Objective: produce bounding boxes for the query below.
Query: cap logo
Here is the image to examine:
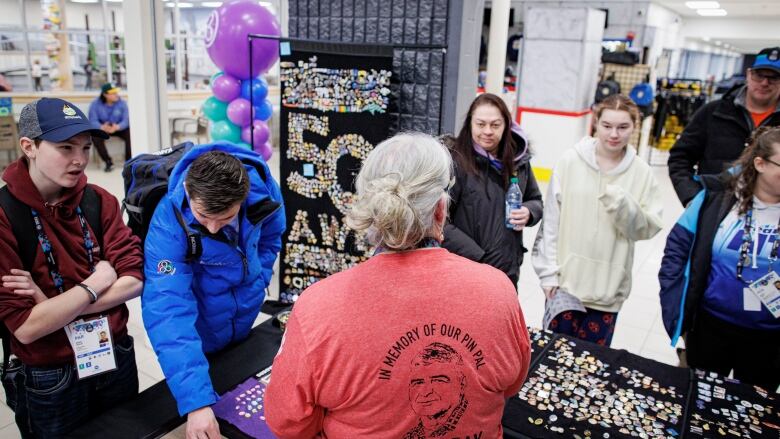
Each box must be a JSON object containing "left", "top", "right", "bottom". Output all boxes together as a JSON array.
[
  {"left": 770, "top": 50, "right": 779, "bottom": 62},
  {"left": 62, "top": 104, "right": 82, "bottom": 120}
]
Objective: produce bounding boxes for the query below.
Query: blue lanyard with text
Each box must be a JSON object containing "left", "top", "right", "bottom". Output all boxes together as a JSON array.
[
  {"left": 30, "top": 207, "right": 96, "bottom": 294},
  {"left": 736, "top": 207, "right": 780, "bottom": 284}
]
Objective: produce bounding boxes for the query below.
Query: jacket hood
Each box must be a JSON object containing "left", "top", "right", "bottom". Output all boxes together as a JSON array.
[
  {"left": 573, "top": 136, "right": 636, "bottom": 175},
  {"left": 168, "top": 142, "right": 273, "bottom": 212},
  {"left": 2, "top": 158, "right": 88, "bottom": 213},
  {"left": 510, "top": 121, "right": 529, "bottom": 162},
  {"left": 723, "top": 84, "right": 745, "bottom": 103}
]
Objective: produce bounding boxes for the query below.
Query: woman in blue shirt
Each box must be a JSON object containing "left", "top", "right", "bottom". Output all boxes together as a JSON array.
[{"left": 660, "top": 126, "right": 780, "bottom": 391}]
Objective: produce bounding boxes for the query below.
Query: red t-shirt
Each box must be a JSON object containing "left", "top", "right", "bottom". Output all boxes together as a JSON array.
[
  {"left": 265, "top": 248, "right": 531, "bottom": 439},
  {"left": 751, "top": 108, "right": 774, "bottom": 129}
]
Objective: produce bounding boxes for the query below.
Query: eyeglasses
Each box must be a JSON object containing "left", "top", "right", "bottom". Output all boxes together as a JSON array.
[
  {"left": 763, "top": 157, "right": 780, "bottom": 167},
  {"left": 750, "top": 69, "right": 780, "bottom": 85}
]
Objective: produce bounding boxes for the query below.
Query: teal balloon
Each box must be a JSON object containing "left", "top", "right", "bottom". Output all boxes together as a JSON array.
[
  {"left": 236, "top": 142, "right": 252, "bottom": 150},
  {"left": 202, "top": 96, "right": 228, "bottom": 122},
  {"left": 210, "top": 120, "right": 241, "bottom": 143},
  {"left": 209, "top": 71, "right": 224, "bottom": 84}
]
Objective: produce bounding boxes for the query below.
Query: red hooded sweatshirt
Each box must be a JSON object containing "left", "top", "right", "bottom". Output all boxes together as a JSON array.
[{"left": 0, "top": 159, "right": 143, "bottom": 366}]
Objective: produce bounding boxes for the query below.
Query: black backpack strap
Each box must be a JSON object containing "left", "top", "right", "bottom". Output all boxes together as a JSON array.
[
  {"left": 0, "top": 187, "right": 35, "bottom": 378},
  {"left": 0, "top": 186, "right": 37, "bottom": 272},
  {"left": 0, "top": 325, "right": 8, "bottom": 380},
  {"left": 173, "top": 204, "right": 202, "bottom": 261},
  {"left": 80, "top": 185, "right": 103, "bottom": 251}
]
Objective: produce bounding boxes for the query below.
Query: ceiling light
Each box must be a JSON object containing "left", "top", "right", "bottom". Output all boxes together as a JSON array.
[
  {"left": 685, "top": 1, "right": 719, "bottom": 8},
  {"left": 714, "top": 40, "right": 722, "bottom": 46},
  {"left": 201, "top": 1, "right": 222, "bottom": 6},
  {"left": 697, "top": 8, "right": 727, "bottom": 16},
  {"left": 702, "top": 36, "right": 710, "bottom": 42},
  {"left": 70, "top": 0, "right": 99, "bottom": 3},
  {"left": 105, "top": 0, "right": 122, "bottom": 2},
  {"left": 165, "top": 1, "right": 193, "bottom": 7}
]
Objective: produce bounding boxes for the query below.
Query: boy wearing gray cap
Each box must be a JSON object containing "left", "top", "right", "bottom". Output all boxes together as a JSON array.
[{"left": 0, "top": 98, "right": 143, "bottom": 437}]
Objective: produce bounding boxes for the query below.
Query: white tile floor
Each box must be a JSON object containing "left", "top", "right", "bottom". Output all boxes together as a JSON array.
[{"left": 0, "top": 152, "right": 685, "bottom": 437}]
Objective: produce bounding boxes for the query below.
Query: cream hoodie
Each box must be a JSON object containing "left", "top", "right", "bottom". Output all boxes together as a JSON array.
[{"left": 532, "top": 136, "right": 663, "bottom": 312}]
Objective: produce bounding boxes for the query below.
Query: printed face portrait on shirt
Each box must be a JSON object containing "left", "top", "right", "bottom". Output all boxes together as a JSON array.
[{"left": 407, "top": 342, "right": 467, "bottom": 434}]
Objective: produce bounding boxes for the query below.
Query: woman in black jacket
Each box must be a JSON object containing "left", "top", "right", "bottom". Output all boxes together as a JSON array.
[{"left": 442, "top": 93, "right": 543, "bottom": 286}]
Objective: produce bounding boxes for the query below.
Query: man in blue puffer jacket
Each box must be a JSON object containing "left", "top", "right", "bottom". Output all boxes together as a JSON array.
[{"left": 141, "top": 143, "right": 285, "bottom": 439}]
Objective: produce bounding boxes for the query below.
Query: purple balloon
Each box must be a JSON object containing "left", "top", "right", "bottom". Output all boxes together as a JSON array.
[
  {"left": 227, "top": 98, "right": 252, "bottom": 127},
  {"left": 254, "top": 141, "right": 273, "bottom": 161},
  {"left": 211, "top": 74, "right": 241, "bottom": 102},
  {"left": 241, "top": 120, "right": 270, "bottom": 145},
  {"left": 205, "top": 1, "right": 280, "bottom": 80}
]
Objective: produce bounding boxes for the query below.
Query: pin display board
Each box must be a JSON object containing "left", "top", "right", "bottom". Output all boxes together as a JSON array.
[
  {"left": 504, "top": 329, "right": 779, "bottom": 439},
  {"left": 279, "top": 41, "right": 393, "bottom": 296}
]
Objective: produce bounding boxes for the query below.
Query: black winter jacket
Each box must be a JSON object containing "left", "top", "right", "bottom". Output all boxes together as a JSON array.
[
  {"left": 443, "top": 143, "right": 543, "bottom": 285},
  {"left": 668, "top": 85, "right": 780, "bottom": 205}
]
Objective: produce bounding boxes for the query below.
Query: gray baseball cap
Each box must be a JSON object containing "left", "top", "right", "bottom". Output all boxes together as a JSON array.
[{"left": 19, "top": 98, "right": 109, "bottom": 142}]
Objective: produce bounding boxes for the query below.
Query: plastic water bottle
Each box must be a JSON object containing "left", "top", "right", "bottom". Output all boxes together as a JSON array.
[{"left": 505, "top": 177, "right": 522, "bottom": 229}]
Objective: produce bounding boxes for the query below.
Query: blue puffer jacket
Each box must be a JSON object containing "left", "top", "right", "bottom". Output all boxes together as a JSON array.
[
  {"left": 659, "top": 174, "right": 731, "bottom": 347},
  {"left": 141, "top": 143, "right": 285, "bottom": 416}
]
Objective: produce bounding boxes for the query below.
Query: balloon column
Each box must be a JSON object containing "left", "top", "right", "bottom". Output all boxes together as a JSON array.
[{"left": 202, "top": 0, "right": 280, "bottom": 160}]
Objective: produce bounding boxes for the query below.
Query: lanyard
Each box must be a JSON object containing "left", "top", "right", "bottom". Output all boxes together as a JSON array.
[
  {"left": 374, "top": 237, "right": 441, "bottom": 256},
  {"left": 31, "top": 207, "right": 96, "bottom": 294},
  {"left": 736, "top": 206, "right": 780, "bottom": 284}
]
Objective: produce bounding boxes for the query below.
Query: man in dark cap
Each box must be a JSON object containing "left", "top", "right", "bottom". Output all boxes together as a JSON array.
[{"left": 669, "top": 47, "right": 780, "bottom": 205}]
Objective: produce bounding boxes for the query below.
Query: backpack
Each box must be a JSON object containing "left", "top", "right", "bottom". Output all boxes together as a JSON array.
[
  {"left": 0, "top": 185, "right": 103, "bottom": 378},
  {"left": 595, "top": 73, "right": 621, "bottom": 103},
  {"left": 122, "top": 142, "right": 274, "bottom": 261},
  {"left": 122, "top": 141, "right": 202, "bottom": 260}
]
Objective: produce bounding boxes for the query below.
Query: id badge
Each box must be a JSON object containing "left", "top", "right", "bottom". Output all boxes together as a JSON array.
[
  {"left": 748, "top": 271, "right": 780, "bottom": 318},
  {"left": 64, "top": 316, "right": 117, "bottom": 379}
]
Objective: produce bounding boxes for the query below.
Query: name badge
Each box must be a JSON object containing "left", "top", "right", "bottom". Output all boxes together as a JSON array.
[
  {"left": 64, "top": 316, "right": 117, "bottom": 380},
  {"left": 748, "top": 271, "right": 780, "bottom": 318}
]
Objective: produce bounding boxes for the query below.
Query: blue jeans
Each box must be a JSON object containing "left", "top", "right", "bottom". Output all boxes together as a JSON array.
[{"left": 10, "top": 335, "right": 139, "bottom": 438}]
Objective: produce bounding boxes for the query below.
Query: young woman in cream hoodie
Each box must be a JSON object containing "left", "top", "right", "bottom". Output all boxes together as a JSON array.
[{"left": 533, "top": 95, "right": 663, "bottom": 346}]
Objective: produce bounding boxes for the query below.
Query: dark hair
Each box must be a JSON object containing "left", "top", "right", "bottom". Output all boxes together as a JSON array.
[
  {"left": 452, "top": 93, "right": 517, "bottom": 188},
  {"left": 414, "top": 342, "right": 464, "bottom": 366},
  {"left": 731, "top": 126, "right": 780, "bottom": 214},
  {"left": 99, "top": 92, "right": 107, "bottom": 103},
  {"left": 185, "top": 151, "right": 250, "bottom": 214},
  {"left": 593, "top": 94, "right": 641, "bottom": 128}
]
